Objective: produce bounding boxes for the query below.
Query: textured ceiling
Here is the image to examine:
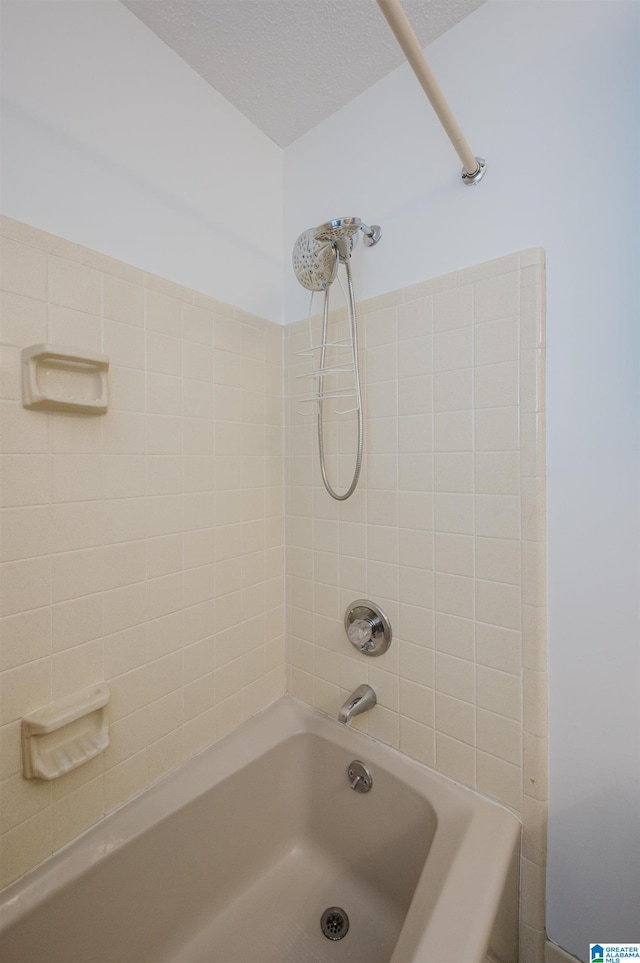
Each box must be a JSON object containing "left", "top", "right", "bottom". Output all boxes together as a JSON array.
[{"left": 121, "top": 0, "right": 486, "bottom": 146}]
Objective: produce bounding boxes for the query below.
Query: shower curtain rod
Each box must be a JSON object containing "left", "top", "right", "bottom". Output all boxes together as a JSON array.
[{"left": 376, "top": 0, "right": 486, "bottom": 185}]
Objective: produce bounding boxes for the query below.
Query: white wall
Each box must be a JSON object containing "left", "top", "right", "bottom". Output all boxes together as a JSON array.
[
  {"left": 285, "top": 2, "right": 640, "bottom": 958},
  {"left": 0, "top": 0, "right": 283, "bottom": 322}
]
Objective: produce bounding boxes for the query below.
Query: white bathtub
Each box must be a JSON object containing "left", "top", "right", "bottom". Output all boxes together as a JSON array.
[{"left": 0, "top": 697, "right": 520, "bottom": 963}]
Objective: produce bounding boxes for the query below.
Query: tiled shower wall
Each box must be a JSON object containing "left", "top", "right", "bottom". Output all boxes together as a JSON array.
[
  {"left": 285, "top": 250, "right": 547, "bottom": 962},
  {"left": 0, "top": 216, "right": 285, "bottom": 888}
]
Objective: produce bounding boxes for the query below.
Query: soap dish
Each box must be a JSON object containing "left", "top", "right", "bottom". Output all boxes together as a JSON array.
[
  {"left": 22, "top": 343, "right": 109, "bottom": 413},
  {"left": 22, "top": 685, "right": 110, "bottom": 780}
]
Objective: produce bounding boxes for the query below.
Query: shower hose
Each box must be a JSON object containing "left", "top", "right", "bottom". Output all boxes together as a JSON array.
[{"left": 317, "top": 259, "right": 363, "bottom": 501}]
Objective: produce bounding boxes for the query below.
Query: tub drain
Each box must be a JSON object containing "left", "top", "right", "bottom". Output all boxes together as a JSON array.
[{"left": 320, "top": 907, "right": 350, "bottom": 941}]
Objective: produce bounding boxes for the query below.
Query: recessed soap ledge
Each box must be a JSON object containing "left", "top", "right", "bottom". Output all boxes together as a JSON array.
[
  {"left": 21, "top": 685, "right": 110, "bottom": 780},
  {"left": 21, "top": 343, "right": 109, "bottom": 413}
]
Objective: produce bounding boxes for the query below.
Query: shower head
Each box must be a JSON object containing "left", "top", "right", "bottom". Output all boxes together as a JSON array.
[
  {"left": 292, "top": 216, "right": 382, "bottom": 291},
  {"left": 292, "top": 228, "right": 338, "bottom": 292},
  {"left": 314, "top": 217, "right": 363, "bottom": 244}
]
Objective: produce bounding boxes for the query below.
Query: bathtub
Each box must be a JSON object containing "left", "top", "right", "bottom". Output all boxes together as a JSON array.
[{"left": 0, "top": 697, "right": 519, "bottom": 963}]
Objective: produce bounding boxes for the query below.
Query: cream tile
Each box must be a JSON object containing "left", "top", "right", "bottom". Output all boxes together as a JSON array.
[
  {"left": 0, "top": 238, "right": 48, "bottom": 300},
  {"left": 398, "top": 566, "right": 433, "bottom": 607},
  {"left": 0, "top": 555, "right": 51, "bottom": 616},
  {"left": 476, "top": 751, "right": 522, "bottom": 810},
  {"left": 434, "top": 453, "right": 473, "bottom": 493},
  {"left": 475, "top": 495, "right": 520, "bottom": 540},
  {"left": 398, "top": 528, "right": 433, "bottom": 569},
  {"left": 51, "top": 638, "right": 103, "bottom": 699},
  {"left": 0, "top": 505, "right": 51, "bottom": 561},
  {"left": 104, "top": 455, "right": 145, "bottom": 500},
  {"left": 474, "top": 318, "right": 518, "bottom": 366},
  {"left": 474, "top": 272, "right": 519, "bottom": 323},
  {"left": 147, "top": 729, "right": 183, "bottom": 785},
  {"left": 435, "top": 533, "right": 473, "bottom": 577},
  {"left": 434, "top": 326, "right": 472, "bottom": 372},
  {"left": 52, "top": 776, "right": 104, "bottom": 851},
  {"left": 433, "top": 368, "right": 473, "bottom": 412},
  {"left": 398, "top": 492, "right": 433, "bottom": 531},
  {"left": 434, "top": 612, "right": 474, "bottom": 660},
  {"left": 474, "top": 406, "right": 519, "bottom": 451},
  {"left": 182, "top": 304, "right": 214, "bottom": 345},
  {"left": 398, "top": 375, "right": 432, "bottom": 415},
  {"left": 104, "top": 751, "right": 148, "bottom": 812},
  {"left": 81, "top": 248, "right": 141, "bottom": 284},
  {"left": 51, "top": 410, "right": 103, "bottom": 454},
  {"left": 399, "top": 641, "right": 434, "bottom": 686},
  {"left": 522, "top": 540, "right": 547, "bottom": 608},
  {"left": 433, "top": 285, "right": 473, "bottom": 332},
  {"left": 144, "top": 289, "right": 182, "bottom": 336},
  {"left": 477, "top": 708, "right": 521, "bottom": 765},
  {"left": 475, "top": 538, "right": 521, "bottom": 585},
  {"left": 52, "top": 454, "right": 102, "bottom": 503},
  {"left": 0, "top": 770, "right": 52, "bottom": 832},
  {"left": 0, "top": 809, "right": 52, "bottom": 890},
  {"left": 523, "top": 732, "right": 548, "bottom": 802},
  {"left": 477, "top": 665, "right": 521, "bottom": 720},
  {"left": 52, "top": 594, "right": 103, "bottom": 652},
  {"left": 52, "top": 546, "right": 103, "bottom": 602},
  {"left": 434, "top": 410, "right": 472, "bottom": 452},
  {"left": 0, "top": 291, "right": 48, "bottom": 347},
  {"left": 435, "top": 732, "right": 475, "bottom": 786},
  {"left": 476, "top": 623, "right": 521, "bottom": 675},
  {"left": 399, "top": 716, "right": 434, "bottom": 767},
  {"left": 436, "top": 692, "right": 475, "bottom": 744},
  {"left": 434, "top": 493, "right": 473, "bottom": 534},
  {"left": 48, "top": 304, "right": 102, "bottom": 353},
  {"left": 474, "top": 361, "right": 519, "bottom": 408},
  {"left": 0, "top": 657, "right": 51, "bottom": 725},
  {"left": 103, "top": 320, "right": 145, "bottom": 369},
  {"left": 0, "top": 607, "right": 51, "bottom": 670},
  {"left": 0, "top": 454, "right": 51, "bottom": 507},
  {"left": 475, "top": 452, "right": 520, "bottom": 495},
  {"left": 434, "top": 572, "right": 474, "bottom": 619},
  {"left": 0, "top": 401, "right": 49, "bottom": 453},
  {"left": 398, "top": 336, "right": 431, "bottom": 378},
  {"left": 103, "top": 540, "right": 146, "bottom": 591},
  {"left": 400, "top": 679, "right": 434, "bottom": 726},
  {"left": 397, "top": 413, "right": 431, "bottom": 452},
  {"left": 397, "top": 297, "right": 432, "bottom": 340},
  {"left": 146, "top": 372, "right": 182, "bottom": 415},
  {"left": 104, "top": 624, "right": 147, "bottom": 680},
  {"left": 103, "top": 274, "right": 144, "bottom": 326},
  {"left": 49, "top": 256, "right": 101, "bottom": 315},
  {"left": 435, "top": 652, "right": 474, "bottom": 702},
  {"left": 0, "top": 345, "right": 22, "bottom": 401}
]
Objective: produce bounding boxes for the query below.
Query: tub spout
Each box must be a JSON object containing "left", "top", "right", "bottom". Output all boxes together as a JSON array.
[{"left": 338, "top": 684, "right": 376, "bottom": 725}]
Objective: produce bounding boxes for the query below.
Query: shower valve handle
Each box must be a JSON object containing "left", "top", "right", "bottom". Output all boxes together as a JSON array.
[
  {"left": 344, "top": 600, "right": 392, "bottom": 657},
  {"left": 347, "top": 618, "right": 374, "bottom": 651}
]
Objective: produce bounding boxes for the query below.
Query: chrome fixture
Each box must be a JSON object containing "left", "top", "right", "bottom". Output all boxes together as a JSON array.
[
  {"left": 338, "top": 684, "right": 377, "bottom": 725},
  {"left": 292, "top": 217, "right": 381, "bottom": 501},
  {"left": 344, "top": 599, "right": 392, "bottom": 657},
  {"left": 347, "top": 759, "right": 373, "bottom": 793}
]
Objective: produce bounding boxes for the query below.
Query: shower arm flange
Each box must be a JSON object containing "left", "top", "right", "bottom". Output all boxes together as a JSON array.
[
  {"left": 461, "top": 158, "right": 487, "bottom": 186},
  {"left": 361, "top": 223, "right": 383, "bottom": 246}
]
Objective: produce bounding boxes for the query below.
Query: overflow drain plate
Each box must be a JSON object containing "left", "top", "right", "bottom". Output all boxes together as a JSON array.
[{"left": 320, "top": 906, "right": 350, "bottom": 941}]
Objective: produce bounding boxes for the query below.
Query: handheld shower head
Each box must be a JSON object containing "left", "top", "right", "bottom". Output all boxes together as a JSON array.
[
  {"left": 314, "top": 217, "right": 363, "bottom": 243},
  {"left": 292, "top": 228, "right": 338, "bottom": 292},
  {"left": 292, "top": 216, "right": 382, "bottom": 292}
]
